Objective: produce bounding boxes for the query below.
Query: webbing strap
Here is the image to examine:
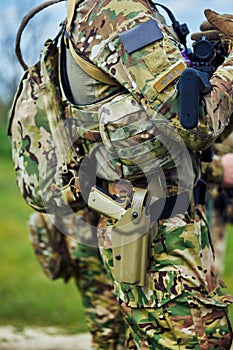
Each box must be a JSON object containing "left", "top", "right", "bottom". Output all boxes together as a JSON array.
[
  {"left": 66, "top": 0, "right": 119, "bottom": 85},
  {"left": 150, "top": 190, "right": 191, "bottom": 222},
  {"left": 67, "top": 37, "right": 119, "bottom": 85},
  {"left": 66, "top": 0, "right": 77, "bottom": 35}
]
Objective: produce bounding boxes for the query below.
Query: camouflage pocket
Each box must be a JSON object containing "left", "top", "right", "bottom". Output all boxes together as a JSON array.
[
  {"left": 98, "top": 93, "right": 184, "bottom": 179},
  {"left": 28, "top": 212, "right": 73, "bottom": 281},
  {"left": 93, "top": 20, "right": 187, "bottom": 107},
  {"left": 122, "top": 287, "right": 232, "bottom": 348},
  {"left": 162, "top": 294, "right": 232, "bottom": 348},
  {"left": 187, "top": 294, "right": 233, "bottom": 349},
  {"left": 117, "top": 270, "right": 183, "bottom": 308}
]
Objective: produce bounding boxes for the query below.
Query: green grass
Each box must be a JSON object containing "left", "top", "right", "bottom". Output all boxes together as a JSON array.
[
  {"left": 222, "top": 223, "right": 233, "bottom": 322},
  {"left": 1, "top": 121, "right": 233, "bottom": 332}
]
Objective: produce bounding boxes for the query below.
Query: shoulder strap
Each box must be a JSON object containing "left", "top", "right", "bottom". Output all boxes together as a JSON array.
[
  {"left": 66, "top": 0, "right": 118, "bottom": 86},
  {"left": 66, "top": 0, "right": 77, "bottom": 35},
  {"left": 15, "top": 0, "right": 66, "bottom": 70},
  {"left": 67, "top": 36, "right": 119, "bottom": 86}
]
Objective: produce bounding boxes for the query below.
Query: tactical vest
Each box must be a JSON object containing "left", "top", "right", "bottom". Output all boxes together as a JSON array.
[
  {"left": 67, "top": 0, "right": 223, "bottom": 150},
  {"left": 9, "top": 0, "right": 216, "bottom": 214}
]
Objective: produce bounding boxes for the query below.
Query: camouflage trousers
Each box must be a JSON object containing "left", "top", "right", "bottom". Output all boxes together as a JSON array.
[
  {"left": 28, "top": 205, "right": 233, "bottom": 349},
  {"left": 97, "top": 184, "right": 233, "bottom": 349},
  {"left": 28, "top": 211, "right": 127, "bottom": 350},
  {"left": 70, "top": 243, "right": 126, "bottom": 349},
  {"left": 98, "top": 221, "right": 233, "bottom": 349}
]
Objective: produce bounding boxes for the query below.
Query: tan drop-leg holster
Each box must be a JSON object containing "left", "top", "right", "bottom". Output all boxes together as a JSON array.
[
  {"left": 88, "top": 182, "right": 159, "bottom": 286},
  {"left": 111, "top": 187, "right": 151, "bottom": 286}
]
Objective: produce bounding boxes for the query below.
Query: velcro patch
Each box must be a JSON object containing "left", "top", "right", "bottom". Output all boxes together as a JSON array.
[
  {"left": 154, "top": 60, "right": 186, "bottom": 92},
  {"left": 119, "top": 19, "right": 163, "bottom": 54}
]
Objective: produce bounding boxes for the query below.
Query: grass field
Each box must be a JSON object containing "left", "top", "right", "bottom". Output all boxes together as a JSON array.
[{"left": 0, "top": 123, "right": 233, "bottom": 332}]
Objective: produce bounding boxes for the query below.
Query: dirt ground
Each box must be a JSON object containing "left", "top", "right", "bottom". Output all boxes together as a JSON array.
[
  {"left": 0, "top": 326, "right": 92, "bottom": 350},
  {"left": 1, "top": 326, "right": 233, "bottom": 349}
]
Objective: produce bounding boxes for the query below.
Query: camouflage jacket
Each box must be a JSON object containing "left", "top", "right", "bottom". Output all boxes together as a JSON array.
[{"left": 69, "top": 0, "right": 233, "bottom": 150}]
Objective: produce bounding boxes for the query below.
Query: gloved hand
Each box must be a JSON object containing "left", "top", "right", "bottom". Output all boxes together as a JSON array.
[
  {"left": 204, "top": 9, "right": 233, "bottom": 40},
  {"left": 191, "top": 20, "right": 220, "bottom": 43},
  {"left": 191, "top": 9, "right": 233, "bottom": 62}
]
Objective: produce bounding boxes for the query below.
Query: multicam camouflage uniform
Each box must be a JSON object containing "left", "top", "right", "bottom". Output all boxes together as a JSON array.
[
  {"left": 66, "top": 0, "right": 233, "bottom": 348},
  {"left": 28, "top": 209, "right": 126, "bottom": 350},
  {"left": 9, "top": 0, "right": 233, "bottom": 348},
  {"left": 203, "top": 133, "right": 233, "bottom": 276}
]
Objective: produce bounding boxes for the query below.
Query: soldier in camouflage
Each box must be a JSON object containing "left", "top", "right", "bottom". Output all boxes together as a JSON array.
[
  {"left": 9, "top": 0, "right": 233, "bottom": 348},
  {"left": 9, "top": 32, "right": 128, "bottom": 349},
  {"left": 65, "top": 1, "right": 233, "bottom": 349}
]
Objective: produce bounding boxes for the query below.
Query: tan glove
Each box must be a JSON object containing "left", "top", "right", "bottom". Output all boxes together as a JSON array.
[
  {"left": 204, "top": 9, "right": 233, "bottom": 55},
  {"left": 204, "top": 9, "right": 233, "bottom": 39},
  {"left": 191, "top": 20, "right": 220, "bottom": 42}
]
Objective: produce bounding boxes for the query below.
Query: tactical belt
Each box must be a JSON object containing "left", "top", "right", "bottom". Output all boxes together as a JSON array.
[
  {"left": 88, "top": 179, "right": 206, "bottom": 222},
  {"left": 89, "top": 186, "right": 191, "bottom": 220},
  {"left": 150, "top": 190, "right": 190, "bottom": 221}
]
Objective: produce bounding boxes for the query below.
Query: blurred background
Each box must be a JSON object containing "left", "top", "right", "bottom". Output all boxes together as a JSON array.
[
  {"left": 0, "top": 0, "right": 88, "bottom": 334},
  {"left": 0, "top": 0, "right": 232, "bottom": 337}
]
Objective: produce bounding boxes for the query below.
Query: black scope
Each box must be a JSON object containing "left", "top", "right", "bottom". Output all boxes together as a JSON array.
[{"left": 193, "top": 36, "right": 214, "bottom": 62}]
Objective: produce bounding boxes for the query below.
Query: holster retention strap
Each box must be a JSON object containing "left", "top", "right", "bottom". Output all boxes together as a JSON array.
[{"left": 111, "top": 187, "right": 151, "bottom": 286}]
